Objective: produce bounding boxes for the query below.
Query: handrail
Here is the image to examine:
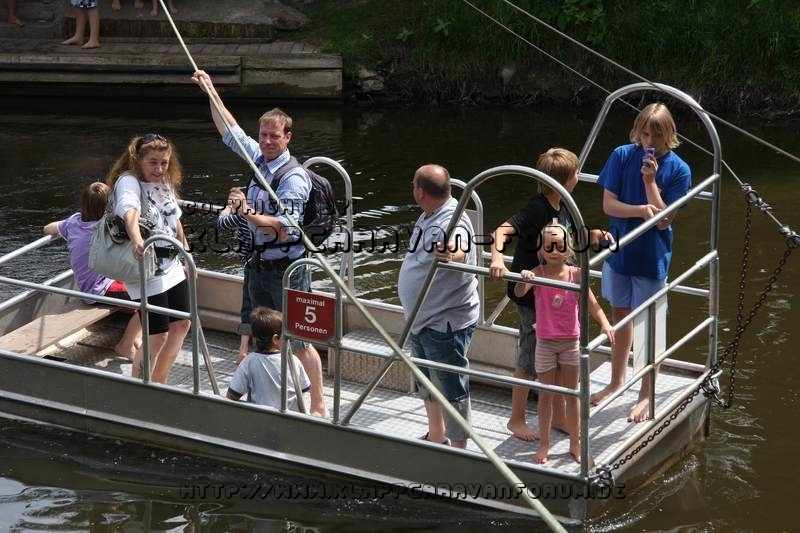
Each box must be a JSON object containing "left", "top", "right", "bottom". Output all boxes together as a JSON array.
[
  {"left": 577, "top": 81, "right": 723, "bottom": 371},
  {"left": 451, "top": 178, "right": 486, "bottom": 323},
  {"left": 302, "top": 156, "right": 355, "bottom": 293},
  {"left": 443, "top": 164, "right": 596, "bottom": 472},
  {"left": 0, "top": 232, "right": 219, "bottom": 396},
  {"left": 333, "top": 164, "right": 597, "bottom": 476},
  {"left": 277, "top": 256, "right": 343, "bottom": 415},
  {"left": 277, "top": 253, "right": 559, "bottom": 520},
  {"left": 588, "top": 174, "right": 719, "bottom": 268},
  {"left": 0, "top": 235, "right": 54, "bottom": 267},
  {"left": 137, "top": 234, "right": 218, "bottom": 395}
]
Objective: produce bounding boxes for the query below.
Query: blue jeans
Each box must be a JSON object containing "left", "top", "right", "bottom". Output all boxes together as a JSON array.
[
  {"left": 410, "top": 322, "right": 476, "bottom": 441},
  {"left": 237, "top": 262, "right": 253, "bottom": 336},
  {"left": 248, "top": 259, "right": 310, "bottom": 352}
]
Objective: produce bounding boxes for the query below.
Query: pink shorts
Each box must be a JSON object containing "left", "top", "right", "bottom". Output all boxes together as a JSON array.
[{"left": 535, "top": 338, "right": 580, "bottom": 374}]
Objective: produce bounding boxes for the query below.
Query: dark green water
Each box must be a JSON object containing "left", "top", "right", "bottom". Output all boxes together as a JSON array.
[{"left": 0, "top": 97, "right": 798, "bottom": 531}]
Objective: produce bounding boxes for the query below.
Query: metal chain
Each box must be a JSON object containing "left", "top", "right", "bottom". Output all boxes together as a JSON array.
[{"left": 597, "top": 185, "right": 796, "bottom": 476}]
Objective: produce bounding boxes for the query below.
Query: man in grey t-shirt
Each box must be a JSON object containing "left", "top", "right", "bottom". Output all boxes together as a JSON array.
[{"left": 398, "top": 164, "right": 479, "bottom": 448}]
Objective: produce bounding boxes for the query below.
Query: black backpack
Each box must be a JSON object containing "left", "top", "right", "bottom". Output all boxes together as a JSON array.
[{"left": 270, "top": 157, "right": 339, "bottom": 247}]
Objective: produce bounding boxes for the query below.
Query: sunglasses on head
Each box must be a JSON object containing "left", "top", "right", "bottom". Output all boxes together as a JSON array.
[{"left": 137, "top": 133, "right": 168, "bottom": 149}]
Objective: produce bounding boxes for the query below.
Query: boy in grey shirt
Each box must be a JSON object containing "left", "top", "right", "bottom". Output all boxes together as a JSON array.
[{"left": 227, "top": 307, "right": 310, "bottom": 411}]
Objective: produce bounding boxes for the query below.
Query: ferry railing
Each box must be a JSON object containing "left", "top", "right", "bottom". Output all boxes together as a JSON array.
[
  {"left": 303, "top": 157, "right": 355, "bottom": 293},
  {"left": 578, "top": 81, "right": 722, "bottom": 370},
  {"left": 136, "top": 234, "right": 219, "bottom": 395},
  {"left": 0, "top": 233, "right": 218, "bottom": 396},
  {"left": 282, "top": 256, "right": 592, "bottom": 491},
  {"left": 573, "top": 82, "right": 722, "bottom": 469},
  {"left": 279, "top": 257, "right": 341, "bottom": 416},
  {"left": 321, "top": 164, "right": 602, "bottom": 475},
  {"left": 326, "top": 158, "right": 718, "bottom": 481},
  {"left": 269, "top": 196, "right": 567, "bottom": 527},
  {"left": 451, "top": 178, "right": 486, "bottom": 323},
  {"left": 434, "top": 165, "right": 597, "bottom": 472}
]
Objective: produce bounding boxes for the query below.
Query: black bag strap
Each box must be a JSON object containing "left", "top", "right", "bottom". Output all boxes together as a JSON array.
[{"left": 269, "top": 156, "right": 304, "bottom": 190}]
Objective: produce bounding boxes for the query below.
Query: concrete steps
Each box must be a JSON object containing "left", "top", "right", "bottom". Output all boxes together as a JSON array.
[{"left": 0, "top": 1, "right": 341, "bottom": 100}]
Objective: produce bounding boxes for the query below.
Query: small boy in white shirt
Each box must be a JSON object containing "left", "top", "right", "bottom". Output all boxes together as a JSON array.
[{"left": 226, "top": 307, "right": 310, "bottom": 411}]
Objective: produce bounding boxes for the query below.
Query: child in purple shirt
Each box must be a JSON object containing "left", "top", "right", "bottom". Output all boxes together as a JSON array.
[{"left": 44, "top": 182, "right": 142, "bottom": 359}]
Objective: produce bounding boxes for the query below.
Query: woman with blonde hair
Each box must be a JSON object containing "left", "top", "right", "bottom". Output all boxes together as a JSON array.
[{"left": 107, "top": 133, "right": 190, "bottom": 383}]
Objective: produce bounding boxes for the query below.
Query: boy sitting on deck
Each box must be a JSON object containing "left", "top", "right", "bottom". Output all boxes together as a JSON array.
[{"left": 226, "top": 308, "right": 310, "bottom": 412}]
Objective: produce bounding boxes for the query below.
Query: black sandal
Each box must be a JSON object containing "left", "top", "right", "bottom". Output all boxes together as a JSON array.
[{"left": 419, "top": 432, "right": 450, "bottom": 445}]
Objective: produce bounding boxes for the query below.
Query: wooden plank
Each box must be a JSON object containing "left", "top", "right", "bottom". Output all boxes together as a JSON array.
[{"left": 0, "top": 305, "right": 116, "bottom": 356}]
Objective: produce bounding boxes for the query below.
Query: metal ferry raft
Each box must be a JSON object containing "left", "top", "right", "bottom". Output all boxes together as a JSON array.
[{"left": 0, "top": 83, "right": 721, "bottom": 523}]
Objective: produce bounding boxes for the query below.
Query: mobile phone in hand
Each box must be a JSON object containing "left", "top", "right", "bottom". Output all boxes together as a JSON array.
[{"left": 642, "top": 147, "right": 655, "bottom": 169}]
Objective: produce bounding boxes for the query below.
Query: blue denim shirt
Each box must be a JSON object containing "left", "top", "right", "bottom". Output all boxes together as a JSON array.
[{"left": 222, "top": 124, "right": 310, "bottom": 260}]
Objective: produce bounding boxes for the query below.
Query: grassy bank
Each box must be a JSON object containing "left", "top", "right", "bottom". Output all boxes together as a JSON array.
[{"left": 295, "top": 0, "right": 800, "bottom": 115}]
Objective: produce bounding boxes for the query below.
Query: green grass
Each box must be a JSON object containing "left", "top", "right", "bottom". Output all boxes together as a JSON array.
[{"left": 295, "top": 0, "right": 800, "bottom": 112}]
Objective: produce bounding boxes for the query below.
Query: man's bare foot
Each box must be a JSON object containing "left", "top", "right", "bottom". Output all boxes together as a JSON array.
[
  {"left": 134, "top": 0, "right": 144, "bottom": 8},
  {"left": 534, "top": 445, "right": 549, "bottom": 464},
  {"left": 111, "top": 0, "right": 121, "bottom": 10},
  {"left": 507, "top": 419, "right": 537, "bottom": 441},
  {"left": 62, "top": 36, "right": 85, "bottom": 46},
  {"left": 310, "top": 404, "right": 330, "bottom": 418},
  {"left": 590, "top": 384, "right": 620, "bottom": 406},
  {"left": 8, "top": 16, "right": 25, "bottom": 27},
  {"left": 150, "top": 7, "right": 158, "bottom": 16},
  {"left": 82, "top": 41, "right": 100, "bottom": 49},
  {"left": 628, "top": 398, "right": 651, "bottom": 423}
]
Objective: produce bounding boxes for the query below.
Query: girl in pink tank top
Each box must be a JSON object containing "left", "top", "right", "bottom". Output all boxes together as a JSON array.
[{"left": 514, "top": 224, "right": 615, "bottom": 464}]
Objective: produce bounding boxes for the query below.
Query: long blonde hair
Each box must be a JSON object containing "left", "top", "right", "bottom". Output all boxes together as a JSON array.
[
  {"left": 106, "top": 133, "right": 183, "bottom": 197},
  {"left": 629, "top": 103, "right": 680, "bottom": 150}
]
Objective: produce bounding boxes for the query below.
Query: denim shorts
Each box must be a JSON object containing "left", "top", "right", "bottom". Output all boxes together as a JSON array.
[
  {"left": 410, "top": 322, "right": 476, "bottom": 441},
  {"left": 515, "top": 303, "right": 537, "bottom": 377},
  {"left": 236, "top": 262, "right": 253, "bottom": 336},
  {"left": 601, "top": 262, "right": 666, "bottom": 309},
  {"left": 248, "top": 259, "right": 309, "bottom": 352}
]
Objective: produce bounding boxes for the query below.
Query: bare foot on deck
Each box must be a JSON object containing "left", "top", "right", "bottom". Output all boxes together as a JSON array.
[
  {"left": 8, "top": 16, "right": 25, "bottom": 27},
  {"left": 310, "top": 406, "right": 330, "bottom": 418},
  {"left": 534, "top": 445, "right": 549, "bottom": 464},
  {"left": 62, "top": 36, "right": 85, "bottom": 46},
  {"left": 590, "top": 384, "right": 620, "bottom": 406},
  {"left": 150, "top": 7, "right": 158, "bottom": 16},
  {"left": 507, "top": 419, "right": 537, "bottom": 441},
  {"left": 628, "top": 398, "right": 651, "bottom": 423},
  {"left": 134, "top": 0, "right": 144, "bottom": 8},
  {"left": 82, "top": 41, "right": 100, "bottom": 49},
  {"left": 115, "top": 337, "right": 141, "bottom": 361},
  {"left": 112, "top": 0, "right": 121, "bottom": 10}
]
